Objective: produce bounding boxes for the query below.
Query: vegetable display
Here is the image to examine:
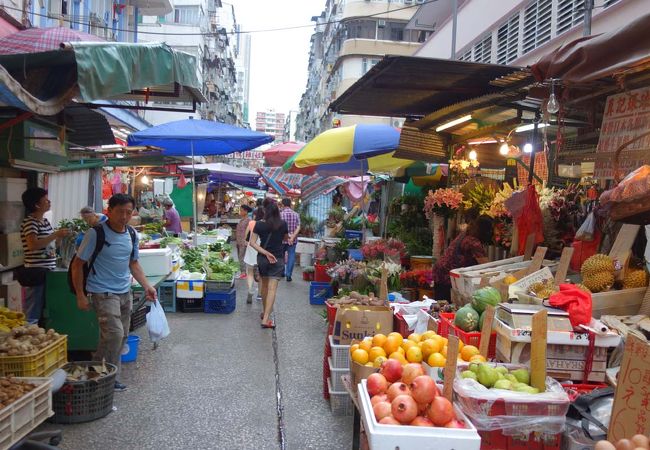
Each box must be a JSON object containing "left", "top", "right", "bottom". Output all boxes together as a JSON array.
[
  {"left": 205, "top": 254, "right": 239, "bottom": 281},
  {"left": 0, "top": 325, "right": 62, "bottom": 356},
  {"left": 159, "top": 237, "right": 183, "bottom": 248},
  {"left": 0, "top": 378, "right": 37, "bottom": 409},
  {"left": 454, "top": 305, "right": 480, "bottom": 332},
  {"left": 181, "top": 247, "right": 206, "bottom": 273},
  {"left": 0, "top": 308, "right": 26, "bottom": 332},
  {"left": 470, "top": 286, "right": 501, "bottom": 314}
]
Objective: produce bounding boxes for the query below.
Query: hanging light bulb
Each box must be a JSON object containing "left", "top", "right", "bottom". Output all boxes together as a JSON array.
[
  {"left": 468, "top": 149, "right": 478, "bottom": 161},
  {"left": 499, "top": 142, "right": 509, "bottom": 156},
  {"left": 523, "top": 143, "right": 533, "bottom": 153},
  {"left": 546, "top": 79, "right": 560, "bottom": 114},
  {"left": 141, "top": 175, "right": 149, "bottom": 184}
]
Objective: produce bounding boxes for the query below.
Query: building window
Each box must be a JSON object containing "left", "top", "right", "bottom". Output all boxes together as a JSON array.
[
  {"left": 458, "top": 49, "right": 472, "bottom": 62},
  {"left": 522, "top": 0, "right": 552, "bottom": 54},
  {"left": 557, "top": 0, "right": 584, "bottom": 35},
  {"left": 361, "top": 57, "right": 381, "bottom": 75},
  {"left": 497, "top": 13, "right": 519, "bottom": 65},
  {"left": 377, "top": 21, "right": 406, "bottom": 41},
  {"left": 345, "top": 20, "right": 377, "bottom": 40},
  {"left": 473, "top": 33, "right": 492, "bottom": 63},
  {"left": 604, "top": 0, "right": 620, "bottom": 7},
  {"left": 166, "top": 6, "right": 200, "bottom": 25}
]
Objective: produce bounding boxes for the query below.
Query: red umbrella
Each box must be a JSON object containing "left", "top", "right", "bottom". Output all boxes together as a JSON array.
[
  {"left": 0, "top": 27, "right": 103, "bottom": 55},
  {"left": 263, "top": 141, "right": 305, "bottom": 166}
]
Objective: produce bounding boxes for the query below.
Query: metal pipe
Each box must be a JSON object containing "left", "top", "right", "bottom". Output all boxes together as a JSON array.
[
  {"left": 451, "top": 0, "right": 458, "bottom": 59},
  {"left": 528, "top": 111, "right": 541, "bottom": 185},
  {"left": 583, "top": 0, "right": 593, "bottom": 37}
]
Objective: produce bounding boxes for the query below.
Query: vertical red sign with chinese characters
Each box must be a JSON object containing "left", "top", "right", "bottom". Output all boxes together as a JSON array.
[
  {"left": 595, "top": 86, "right": 650, "bottom": 180},
  {"left": 609, "top": 334, "right": 650, "bottom": 442}
]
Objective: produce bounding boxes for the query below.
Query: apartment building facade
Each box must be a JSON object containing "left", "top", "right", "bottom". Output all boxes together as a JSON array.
[
  {"left": 256, "top": 109, "right": 286, "bottom": 142},
  {"left": 411, "top": 0, "right": 641, "bottom": 67},
  {"left": 234, "top": 27, "right": 252, "bottom": 125},
  {"left": 138, "top": 0, "right": 243, "bottom": 126},
  {"left": 296, "top": 0, "right": 426, "bottom": 141}
]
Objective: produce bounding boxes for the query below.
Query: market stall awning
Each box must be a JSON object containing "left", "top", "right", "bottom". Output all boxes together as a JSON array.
[
  {"left": 179, "top": 162, "right": 261, "bottom": 188},
  {"left": 329, "top": 56, "right": 531, "bottom": 118},
  {"left": 0, "top": 41, "right": 204, "bottom": 113},
  {"left": 531, "top": 12, "right": 650, "bottom": 83}
]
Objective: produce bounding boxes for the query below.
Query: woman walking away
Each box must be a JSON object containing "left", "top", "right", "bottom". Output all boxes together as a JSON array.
[
  {"left": 243, "top": 207, "right": 264, "bottom": 303},
  {"left": 249, "top": 201, "right": 288, "bottom": 328},
  {"left": 235, "top": 205, "right": 253, "bottom": 279},
  {"left": 432, "top": 215, "right": 493, "bottom": 302}
]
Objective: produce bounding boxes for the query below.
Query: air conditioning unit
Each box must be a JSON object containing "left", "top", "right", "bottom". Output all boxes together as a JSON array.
[{"left": 377, "top": 20, "right": 386, "bottom": 28}]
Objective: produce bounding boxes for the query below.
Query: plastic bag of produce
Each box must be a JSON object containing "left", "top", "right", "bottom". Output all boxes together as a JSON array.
[
  {"left": 575, "top": 212, "right": 596, "bottom": 241},
  {"left": 146, "top": 301, "right": 170, "bottom": 343}
]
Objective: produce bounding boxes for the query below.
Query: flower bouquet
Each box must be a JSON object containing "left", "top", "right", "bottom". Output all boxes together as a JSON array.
[
  {"left": 423, "top": 188, "right": 464, "bottom": 220},
  {"left": 361, "top": 238, "right": 406, "bottom": 262},
  {"left": 366, "top": 260, "right": 402, "bottom": 292}
]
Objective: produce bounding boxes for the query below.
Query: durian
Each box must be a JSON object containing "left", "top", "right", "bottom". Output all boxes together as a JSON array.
[
  {"left": 581, "top": 254, "right": 615, "bottom": 279},
  {"left": 574, "top": 283, "right": 591, "bottom": 293},
  {"left": 623, "top": 269, "right": 649, "bottom": 289},
  {"left": 583, "top": 272, "right": 615, "bottom": 293}
]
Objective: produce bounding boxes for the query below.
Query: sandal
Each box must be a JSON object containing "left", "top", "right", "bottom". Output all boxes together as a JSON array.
[
  {"left": 260, "top": 313, "right": 264, "bottom": 320},
  {"left": 261, "top": 320, "right": 275, "bottom": 329}
]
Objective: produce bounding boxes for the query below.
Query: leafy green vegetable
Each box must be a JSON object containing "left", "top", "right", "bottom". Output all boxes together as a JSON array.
[
  {"left": 181, "top": 247, "right": 205, "bottom": 273},
  {"left": 160, "top": 237, "right": 183, "bottom": 248}
]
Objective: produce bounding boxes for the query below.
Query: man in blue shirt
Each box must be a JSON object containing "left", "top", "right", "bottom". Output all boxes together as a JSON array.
[{"left": 72, "top": 194, "right": 157, "bottom": 391}]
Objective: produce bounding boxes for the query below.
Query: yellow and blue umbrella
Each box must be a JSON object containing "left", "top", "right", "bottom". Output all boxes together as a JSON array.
[{"left": 283, "top": 124, "right": 412, "bottom": 176}]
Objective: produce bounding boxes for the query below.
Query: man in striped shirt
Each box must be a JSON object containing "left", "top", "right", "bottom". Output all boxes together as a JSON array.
[
  {"left": 280, "top": 198, "right": 300, "bottom": 282},
  {"left": 20, "top": 188, "right": 70, "bottom": 323}
]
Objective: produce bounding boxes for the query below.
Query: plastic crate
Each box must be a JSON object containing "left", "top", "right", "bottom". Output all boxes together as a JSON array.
[
  {"left": 326, "top": 301, "right": 338, "bottom": 328},
  {"left": 205, "top": 277, "right": 235, "bottom": 293},
  {"left": 437, "top": 312, "right": 454, "bottom": 337},
  {"left": 394, "top": 313, "right": 409, "bottom": 338},
  {"left": 310, "top": 282, "right": 333, "bottom": 305},
  {"left": 348, "top": 249, "right": 363, "bottom": 261},
  {"left": 51, "top": 362, "right": 117, "bottom": 424},
  {"left": 328, "top": 357, "right": 349, "bottom": 392},
  {"left": 327, "top": 378, "right": 352, "bottom": 416},
  {"left": 0, "top": 335, "right": 67, "bottom": 377},
  {"left": 129, "top": 304, "right": 149, "bottom": 331},
  {"left": 204, "top": 289, "right": 236, "bottom": 314},
  {"left": 158, "top": 281, "right": 177, "bottom": 313},
  {"left": 314, "top": 263, "right": 333, "bottom": 283},
  {"left": 328, "top": 335, "right": 350, "bottom": 369},
  {"left": 0, "top": 377, "right": 53, "bottom": 449},
  {"left": 441, "top": 313, "right": 497, "bottom": 359},
  {"left": 344, "top": 230, "right": 363, "bottom": 241},
  {"left": 178, "top": 297, "right": 204, "bottom": 313},
  {"left": 561, "top": 383, "right": 609, "bottom": 402}
]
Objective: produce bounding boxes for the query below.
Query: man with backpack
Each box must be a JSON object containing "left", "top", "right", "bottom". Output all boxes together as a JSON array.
[{"left": 71, "top": 194, "right": 157, "bottom": 391}]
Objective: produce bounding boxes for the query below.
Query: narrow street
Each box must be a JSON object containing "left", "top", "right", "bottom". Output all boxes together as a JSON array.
[{"left": 40, "top": 277, "right": 352, "bottom": 450}]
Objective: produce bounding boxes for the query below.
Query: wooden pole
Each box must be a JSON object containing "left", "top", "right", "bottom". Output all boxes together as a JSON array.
[
  {"left": 443, "top": 335, "right": 460, "bottom": 402},
  {"left": 531, "top": 309, "right": 548, "bottom": 392}
]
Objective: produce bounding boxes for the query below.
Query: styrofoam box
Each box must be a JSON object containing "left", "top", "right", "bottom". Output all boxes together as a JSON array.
[
  {"left": 0, "top": 178, "right": 26, "bottom": 202},
  {"left": 176, "top": 274, "right": 206, "bottom": 299},
  {"left": 358, "top": 380, "right": 481, "bottom": 450},
  {"left": 138, "top": 248, "right": 173, "bottom": 277},
  {"left": 494, "top": 318, "right": 621, "bottom": 347}
]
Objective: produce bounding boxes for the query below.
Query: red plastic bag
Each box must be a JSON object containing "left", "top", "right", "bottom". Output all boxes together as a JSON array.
[
  {"left": 548, "top": 284, "right": 592, "bottom": 328},
  {"left": 516, "top": 186, "right": 544, "bottom": 255},
  {"left": 570, "top": 229, "right": 601, "bottom": 272}
]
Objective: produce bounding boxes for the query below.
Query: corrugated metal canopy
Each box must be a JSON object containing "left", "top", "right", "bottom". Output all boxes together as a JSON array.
[
  {"left": 64, "top": 106, "right": 115, "bottom": 147},
  {"left": 330, "top": 56, "right": 532, "bottom": 118}
]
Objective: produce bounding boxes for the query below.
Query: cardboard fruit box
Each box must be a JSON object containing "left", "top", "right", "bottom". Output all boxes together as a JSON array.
[{"left": 331, "top": 305, "right": 393, "bottom": 345}]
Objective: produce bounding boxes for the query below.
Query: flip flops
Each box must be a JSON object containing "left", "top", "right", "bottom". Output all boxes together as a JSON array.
[{"left": 261, "top": 320, "right": 275, "bottom": 329}]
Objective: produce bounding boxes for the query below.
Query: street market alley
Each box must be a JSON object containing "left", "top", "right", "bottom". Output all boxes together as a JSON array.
[{"left": 39, "top": 278, "right": 352, "bottom": 450}]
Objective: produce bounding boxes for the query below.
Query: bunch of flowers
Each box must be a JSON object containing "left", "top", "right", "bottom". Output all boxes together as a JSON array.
[
  {"left": 361, "top": 238, "right": 406, "bottom": 261},
  {"left": 327, "top": 259, "right": 367, "bottom": 284},
  {"left": 400, "top": 269, "right": 433, "bottom": 288},
  {"left": 449, "top": 158, "right": 479, "bottom": 172},
  {"left": 423, "top": 188, "right": 464, "bottom": 219},
  {"left": 493, "top": 220, "right": 513, "bottom": 250},
  {"left": 366, "top": 261, "right": 402, "bottom": 291},
  {"left": 486, "top": 183, "right": 515, "bottom": 219}
]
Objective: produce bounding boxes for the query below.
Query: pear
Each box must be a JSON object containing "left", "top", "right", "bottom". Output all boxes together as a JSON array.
[
  {"left": 461, "top": 370, "right": 478, "bottom": 380},
  {"left": 469, "top": 363, "right": 480, "bottom": 374},
  {"left": 496, "top": 372, "right": 505, "bottom": 380},
  {"left": 493, "top": 379, "right": 513, "bottom": 390},
  {"left": 512, "top": 383, "right": 530, "bottom": 392},
  {"left": 504, "top": 374, "right": 518, "bottom": 383},
  {"left": 477, "top": 364, "right": 499, "bottom": 388},
  {"left": 511, "top": 368, "right": 530, "bottom": 385},
  {"left": 495, "top": 366, "right": 508, "bottom": 375}
]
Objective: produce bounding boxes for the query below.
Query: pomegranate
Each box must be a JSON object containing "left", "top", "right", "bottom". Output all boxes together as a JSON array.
[
  {"left": 391, "top": 394, "right": 418, "bottom": 424},
  {"left": 410, "top": 375, "right": 437, "bottom": 404},
  {"left": 410, "top": 416, "right": 434, "bottom": 427},
  {"left": 427, "top": 396, "right": 455, "bottom": 426},
  {"left": 370, "top": 393, "right": 388, "bottom": 407},
  {"left": 417, "top": 402, "right": 429, "bottom": 415},
  {"left": 401, "top": 363, "right": 425, "bottom": 385},
  {"left": 373, "top": 401, "right": 392, "bottom": 421},
  {"left": 445, "top": 419, "right": 466, "bottom": 429},
  {"left": 367, "top": 373, "right": 389, "bottom": 396},
  {"left": 380, "top": 359, "right": 403, "bottom": 383},
  {"left": 386, "top": 382, "right": 411, "bottom": 402},
  {"left": 379, "top": 416, "right": 400, "bottom": 425}
]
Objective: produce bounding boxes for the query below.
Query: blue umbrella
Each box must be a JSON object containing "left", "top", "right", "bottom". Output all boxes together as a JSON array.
[{"left": 127, "top": 118, "right": 273, "bottom": 237}]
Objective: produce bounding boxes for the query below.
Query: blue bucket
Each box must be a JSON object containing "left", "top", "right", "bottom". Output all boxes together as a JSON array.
[{"left": 121, "top": 335, "right": 141, "bottom": 363}]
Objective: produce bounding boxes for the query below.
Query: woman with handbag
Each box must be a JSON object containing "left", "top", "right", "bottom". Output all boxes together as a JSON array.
[
  {"left": 243, "top": 207, "right": 264, "bottom": 304},
  {"left": 19, "top": 188, "right": 70, "bottom": 324},
  {"left": 249, "top": 201, "right": 288, "bottom": 329}
]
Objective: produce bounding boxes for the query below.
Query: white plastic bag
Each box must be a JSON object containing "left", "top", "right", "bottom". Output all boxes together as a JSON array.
[
  {"left": 575, "top": 212, "right": 596, "bottom": 241},
  {"left": 146, "top": 301, "right": 170, "bottom": 343}
]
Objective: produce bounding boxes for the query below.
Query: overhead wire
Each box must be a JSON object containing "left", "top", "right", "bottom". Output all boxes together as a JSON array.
[{"left": 0, "top": 0, "right": 439, "bottom": 37}]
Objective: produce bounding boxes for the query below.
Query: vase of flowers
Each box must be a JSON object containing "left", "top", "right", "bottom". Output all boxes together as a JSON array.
[{"left": 423, "top": 188, "right": 464, "bottom": 259}]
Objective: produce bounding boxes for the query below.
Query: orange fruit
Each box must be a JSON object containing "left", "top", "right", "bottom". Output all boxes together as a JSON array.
[
  {"left": 369, "top": 346, "right": 387, "bottom": 362},
  {"left": 373, "top": 356, "right": 387, "bottom": 368},
  {"left": 469, "top": 354, "right": 487, "bottom": 364},
  {"left": 401, "top": 340, "right": 417, "bottom": 352},
  {"left": 441, "top": 337, "right": 449, "bottom": 347},
  {"left": 397, "top": 346, "right": 406, "bottom": 355},
  {"left": 406, "top": 346, "right": 423, "bottom": 363},
  {"left": 351, "top": 349, "right": 369, "bottom": 365},
  {"left": 441, "top": 345, "right": 448, "bottom": 358},
  {"left": 365, "top": 362, "right": 374, "bottom": 367},
  {"left": 389, "top": 352, "right": 408, "bottom": 365},
  {"left": 408, "top": 333, "right": 422, "bottom": 343},
  {"left": 359, "top": 339, "right": 373, "bottom": 353},
  {"left": 420, "top": 339, "right": 441, "bottom": 358},
  {"left": 383, "top": 335, "right": 401, "bottom": 355},
  {"left": 427, "top": 352, "right": 446, "bottom": 367},
  {"left": 421, "top": 330, "right": 437, "bottom": 341},
  {"left": 372, "top": 333, "right": 387, "bottom": 348},
  {"left": 461, "top": 345, "right": 481, "bottom": 362},
  {"left": 388, "top": 332, "right": 404, "bottom": 346},
  {"left": 349, "top": 344, "right": 360, "bottom": 355}
]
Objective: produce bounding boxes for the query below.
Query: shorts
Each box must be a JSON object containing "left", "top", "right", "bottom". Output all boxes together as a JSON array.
[{"left": 257, "top": 254, "right": 285, "bottom": 279}]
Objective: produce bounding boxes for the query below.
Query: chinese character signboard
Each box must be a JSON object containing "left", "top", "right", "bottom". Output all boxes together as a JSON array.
[
  {"left": 595, "top": 86, "right": 650, "bottom": 179},
  {"left": 609, "top": 334, "right": 650, "bottom": 442}
]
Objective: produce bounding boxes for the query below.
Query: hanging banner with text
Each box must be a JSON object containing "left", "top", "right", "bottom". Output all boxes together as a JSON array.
[{"left": 595, "top": 86, "right": 650, "bottom": 180}]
